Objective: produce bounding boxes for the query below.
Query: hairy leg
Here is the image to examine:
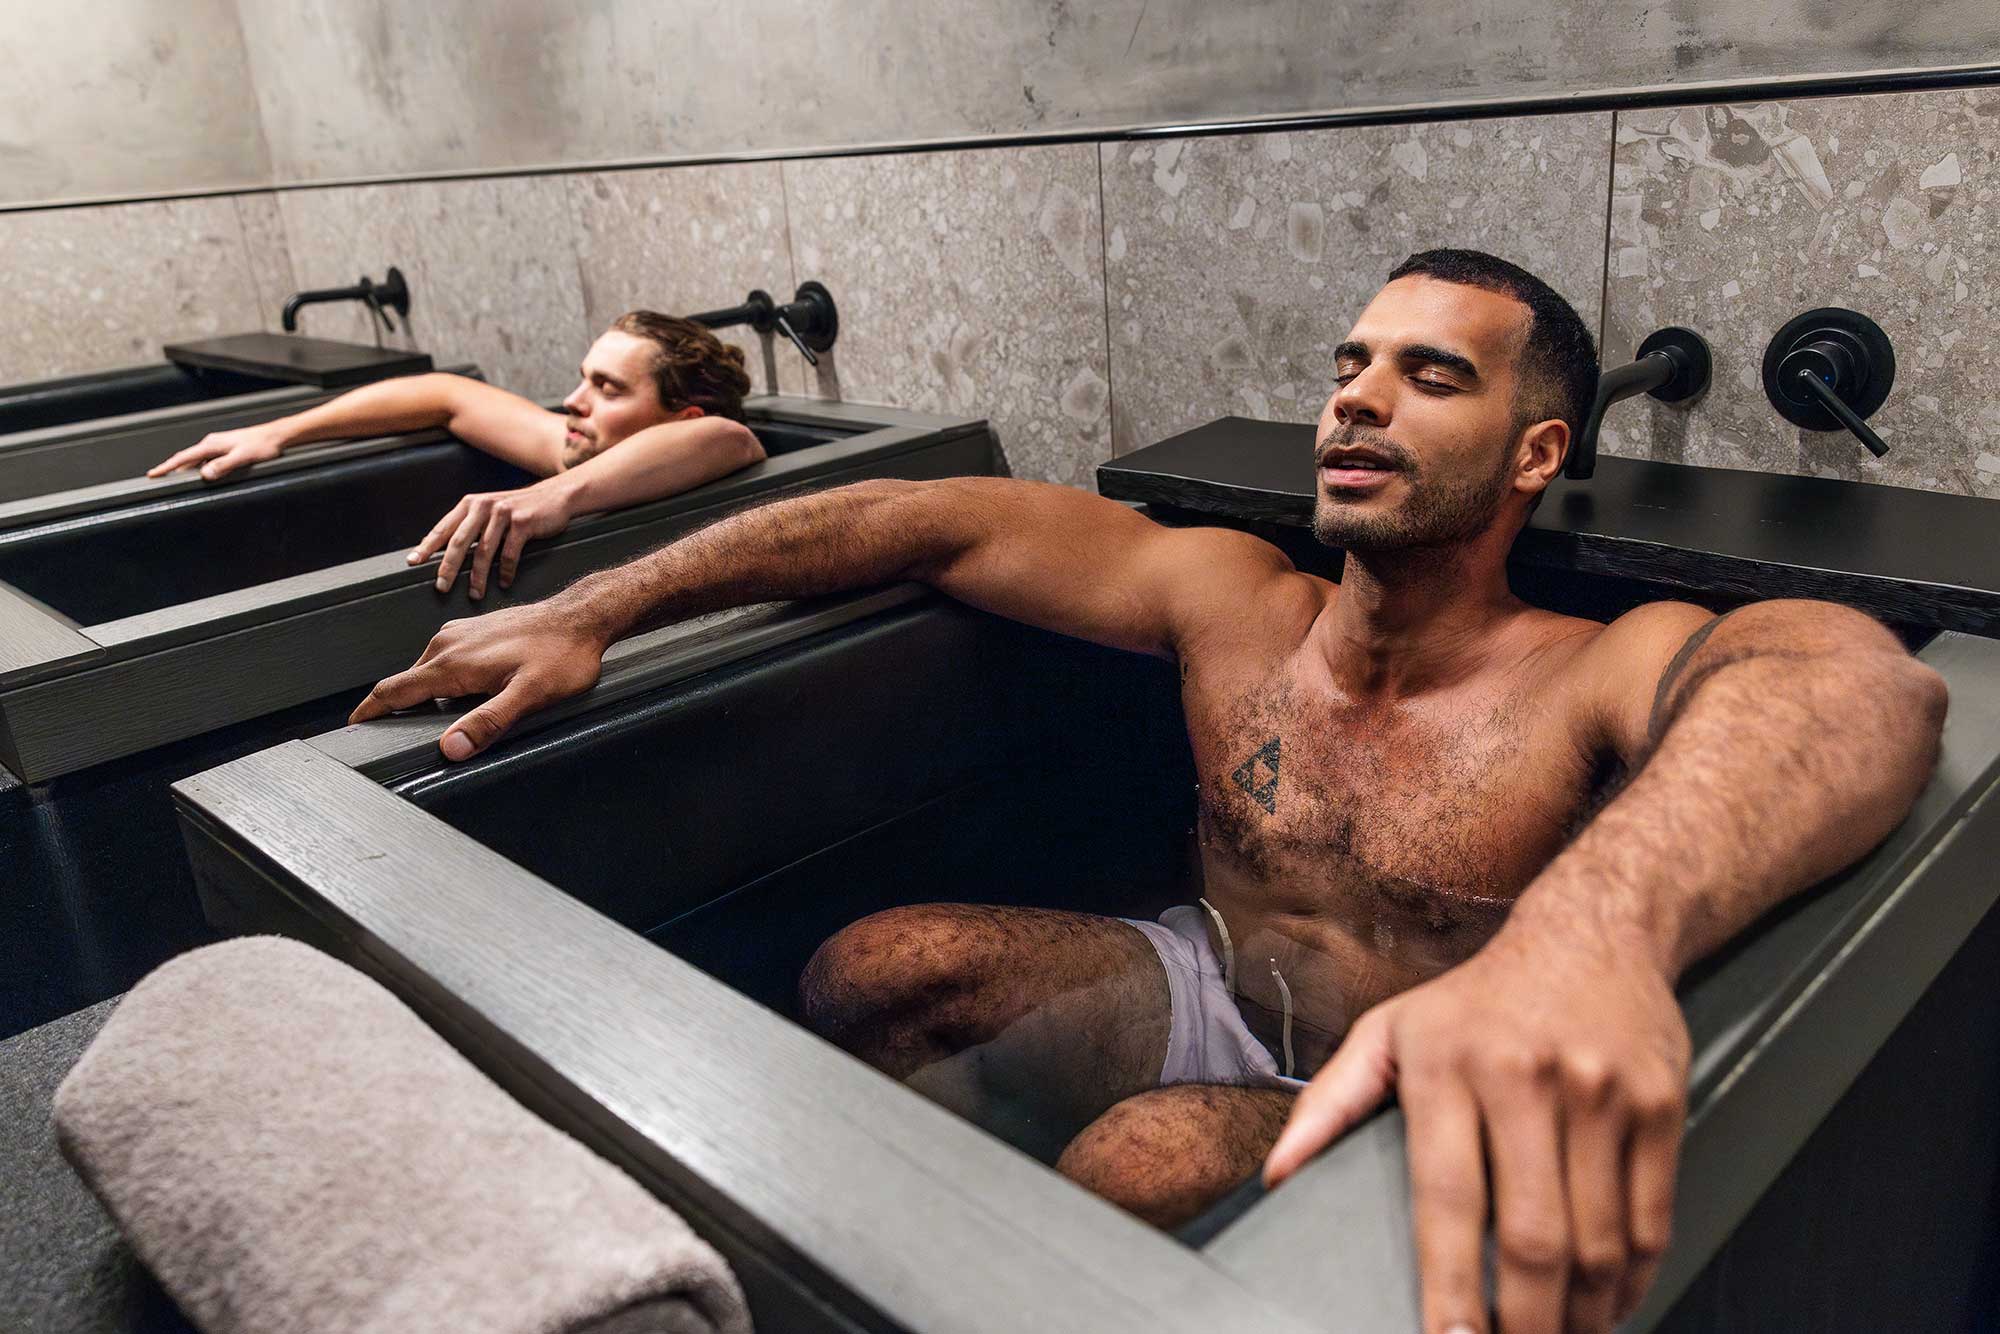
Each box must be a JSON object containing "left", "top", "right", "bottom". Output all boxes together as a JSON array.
[
  {"left": 799, "top": 903, "right": 1171, "bottom": 1160},
  {"left": 1058, "top": 1084, "right": 1298, "bottom": 1229}
]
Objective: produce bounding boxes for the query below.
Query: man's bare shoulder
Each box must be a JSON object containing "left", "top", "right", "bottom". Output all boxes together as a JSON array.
[
  {"left": 1543, "top": 599, "right": 1717, "bottom": 759},
  {"left": 1153, "top": 523, "right": 1329, "bottom": 644}
]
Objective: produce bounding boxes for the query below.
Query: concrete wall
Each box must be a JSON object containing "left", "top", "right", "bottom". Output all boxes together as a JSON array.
[
  {"left": 10, "top": 0, "right": 1997, "bottom": 207},
  {"left": 0, "top": 0, "right": 268, "bottom": 204},
  {"left": 220, "top": 0, "right": 1998, "bottom": 185}
]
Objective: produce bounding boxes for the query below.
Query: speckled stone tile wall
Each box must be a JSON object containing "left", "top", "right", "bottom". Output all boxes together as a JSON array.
[
  {"left": 782, "top": 146, "right": 1112, "bottom": 488},
  {"left": 0, "top": 197, "right": 274, "bottom": 382},
  {"left": 1100, "top": 115, "right": 1614, "bottom": 456},
  {"left": 566, "top": 164, "right": 800, "bottom": 396},
  {"left": 278, "top": 179, "right": 593, "bottom": 400},
  {"left": 403, "top": 177, "right": 592, "bottom": 401},
  {"left": 232, "top": 193, "right": 298, "bottom": 330},
  {"left": 1602, "top": 89, "right": 2000, "bottom": 497}
]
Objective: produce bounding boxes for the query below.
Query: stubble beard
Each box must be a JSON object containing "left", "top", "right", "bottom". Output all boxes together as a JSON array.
[{"left": 1311, "top": 431, "right": 1518, "bottom": 556}]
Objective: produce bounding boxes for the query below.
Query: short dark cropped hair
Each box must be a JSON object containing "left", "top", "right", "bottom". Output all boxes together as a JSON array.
[
  {"left": 1386, "top": 249, "right": 1598, "bottom": 443},
  {"left": 610, "top": 310, "right": 753, "bottom": 422}
]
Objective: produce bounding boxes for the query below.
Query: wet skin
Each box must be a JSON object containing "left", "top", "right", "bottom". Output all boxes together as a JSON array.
[{"left": 1183, "top": 600, "right": 1614, "bottom": 1078}]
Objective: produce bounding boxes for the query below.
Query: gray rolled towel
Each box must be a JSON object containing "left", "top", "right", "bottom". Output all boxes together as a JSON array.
[{"left": 53, "top": 936, "right": 752, "bottom": 1334}]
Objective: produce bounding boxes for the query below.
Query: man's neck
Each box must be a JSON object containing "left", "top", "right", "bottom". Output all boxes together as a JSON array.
[{"left": 1314, "top": 534, "right": 1523, "bottom": 698}]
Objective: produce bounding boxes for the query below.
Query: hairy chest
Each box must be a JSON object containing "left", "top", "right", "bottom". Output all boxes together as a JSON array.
[{"left": 1183, "top": 664, "right": 1608, "bottom": 935}]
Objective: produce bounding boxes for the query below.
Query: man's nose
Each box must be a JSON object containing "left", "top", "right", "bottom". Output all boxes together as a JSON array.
[
  {"left": 1331, "top": 370, "right": 1391, "bottom": 428},
  {"left": 561, "top": 382, "right": 589, "bottom": 414}
]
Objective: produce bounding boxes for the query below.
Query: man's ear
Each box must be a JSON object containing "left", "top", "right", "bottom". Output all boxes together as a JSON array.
[
  {"left": 670, "top": 404, "right": 705, "bottom": 422},
  {"left": 1516, "top": 418, "right": 1569, "bottom": 497}
]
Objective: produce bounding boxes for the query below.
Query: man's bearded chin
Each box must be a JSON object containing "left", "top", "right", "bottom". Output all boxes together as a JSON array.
[{"left": 1311, "top": 435, "right": 1518, "bottom": 555}]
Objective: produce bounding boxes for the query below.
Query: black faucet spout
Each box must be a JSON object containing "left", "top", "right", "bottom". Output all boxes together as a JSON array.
[
  {"left": 280, "top": 267, "right": 411, "bottom": 335},
  {"left": 1565, "top": 326, "right": 1711, "bottom": 480}
]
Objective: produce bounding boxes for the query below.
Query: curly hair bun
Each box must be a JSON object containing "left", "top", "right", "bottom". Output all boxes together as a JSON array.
[{"left": 610, "top": 310, "right": 751, "bottom": 420}]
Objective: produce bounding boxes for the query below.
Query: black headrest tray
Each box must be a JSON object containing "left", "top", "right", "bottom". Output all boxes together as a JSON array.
[
  {"left": 1099, "top": 417, "right": 2000, "bottom": 638},
  {"left": 163, "top": 333, "right": 433, "bottom": 389}
]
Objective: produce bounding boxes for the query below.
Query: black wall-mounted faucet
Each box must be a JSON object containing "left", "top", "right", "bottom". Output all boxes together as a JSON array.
[
  {"left": 281, "top": 267, "right": 412, "bottom": 336},
  {"left": 1566, "top": 326, "right": 1711, "bottom": 480},
  {"left": 692, "top": 282, "right": 839, "bottom": 366},
  {"left": 1761, "top": 307, "right": 1896, "bottom": 458}
]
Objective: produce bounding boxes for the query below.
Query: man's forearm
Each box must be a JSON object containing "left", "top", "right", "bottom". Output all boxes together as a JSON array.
[
  {"left": 559, "top": 421, "right": 763, "bottom": 519},
  {"left": 553, "top": 478, "right": 981, "bottom": 643},
  {"left": 266, "top": 374, "right": 459, "bottom": 450},
  {"left": 1510, "top": 624, "right": 1947, "bottom": 978}
]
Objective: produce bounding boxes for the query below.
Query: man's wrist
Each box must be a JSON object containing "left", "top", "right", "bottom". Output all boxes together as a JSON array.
[
  {"left": 547, "top": 571, "right": 625, "bottom": 649},
  {"left": 538, "top": 468, "right": 591, "bottom": 522},
  {"left": 1499, "top": 857, "right": 1684, "bottom": 982}
]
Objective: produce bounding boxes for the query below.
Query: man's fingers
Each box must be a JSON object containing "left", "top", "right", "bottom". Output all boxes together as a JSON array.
[
  {"left": 412, "top": 499, "right": 470, "bottom": 565},
  {"left": 349, "top": 664, "right": 455, "bottom": 724},
  {"left": 1559, "top": 1063, "right": 1628, "bottom": 1334},
  {"left": 467, "top": 506, "right": 510, "bottom": 601},
  {"left": 1482, "top": 1064, "right": 1570, "bottom": 1334},
  {"left": 434, "top": 506, "right": 485, "bottom": 591},
  {"left": 1613, "top": 1082, "right": 1684, "bottom": 1321},
  {"left": 439, "top": 677, "right": 538, "bottom": 761},
  {"left": 146, "top": 443, "right": 222, "bottom": 477},
  {"left": 497, "top": 525, "right": 531, "bottom": 590},
  {"left": 206, "top": 447, "right": 257, "bottom": 479},
  {"left": 1263, "top": 1008, "right": 1395, "bottom": 1186},
  {"left": 1404, "top": 1074, "right": 1491, "bottom": 1334}
]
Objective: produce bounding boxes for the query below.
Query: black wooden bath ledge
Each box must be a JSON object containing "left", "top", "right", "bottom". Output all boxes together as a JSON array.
[{"left": 1098, "top": 417, "right": 2000, "bottom": 638}]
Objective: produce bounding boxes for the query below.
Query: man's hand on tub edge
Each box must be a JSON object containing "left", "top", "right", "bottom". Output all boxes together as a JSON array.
[
  {"left": 348, "top": 602, "right": 611, "bottom": 760},
  {"left": 1264, "top": 912, "right": 1688, "bottom": 1334}
]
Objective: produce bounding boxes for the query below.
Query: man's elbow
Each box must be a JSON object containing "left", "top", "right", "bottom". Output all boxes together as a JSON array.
[
  {"left": 1898, "top": 653, "right": 1949, "bottom": 750},
  {"left": 732, "top": 421, "right": 767, "bottom": 470},
  {"left": 1859, "top": 650, "right": 1949, "bottom": 783}
]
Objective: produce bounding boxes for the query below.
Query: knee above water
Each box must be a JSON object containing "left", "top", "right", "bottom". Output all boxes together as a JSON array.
[
  {"left": 1056, "top": 1089, "right": 1262, "bottom": 1230},
  {"left": 797, "top": 905, "right": 987, "bottom": 1036}
]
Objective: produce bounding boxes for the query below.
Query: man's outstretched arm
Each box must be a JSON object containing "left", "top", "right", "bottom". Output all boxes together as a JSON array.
[
  {"left": 1266, "top": 599, "right": 1947, "bottom": 1334},
  {"left": 147, "top": 374, "right": 560, "bottom": 480},
  {"left": 351, "top": 476, "right": 1298, "bottom": 758}
]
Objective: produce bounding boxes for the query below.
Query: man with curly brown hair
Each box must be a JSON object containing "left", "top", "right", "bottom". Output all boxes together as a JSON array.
[{"left": 149, "top": 311, "right": 764, "bottom": 597}]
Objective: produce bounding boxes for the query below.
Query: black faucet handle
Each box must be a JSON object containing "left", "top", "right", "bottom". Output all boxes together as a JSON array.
[
  {"left": 1761, "top": 307, "right": 1895, "bottom": 459},
  {"left": 358, "top": 279, "right": 399, "bottom": 337},
  {"left": 1789, "top": 361, "right": 1889, "bottom": 457},
  {"left": 772, "top": 312, "right": 820, "bottom": 367}
]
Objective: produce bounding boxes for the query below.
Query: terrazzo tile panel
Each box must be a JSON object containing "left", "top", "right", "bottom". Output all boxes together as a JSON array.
[
  {"left": 783, "top": 146, "right": 1112, "bottom": 488},
  {"left": 1100, "top": 115, "right": 1614, "bottom": 456}
]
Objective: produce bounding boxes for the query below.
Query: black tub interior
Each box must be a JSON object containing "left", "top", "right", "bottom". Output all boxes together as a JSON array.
[
  {"left": 0, "top": 444, "right": 532, "bottom": 626},
  {"left": 0, "top": 364, "right": 276, "bottom": 437},
  {"left": 395, "top": 602, "right": 1198, "bottom": 1019},
  {"left": 0, "top": 418, "right": 857, "bottom": 627}
]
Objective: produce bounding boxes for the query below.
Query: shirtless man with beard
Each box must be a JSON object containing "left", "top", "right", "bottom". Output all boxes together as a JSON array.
[
  {"left": 351, "top": 250, "right": 1946, "bottom": 1334},
  {"left": 150, "top": 311, "right": 763, "bottom": 599}
]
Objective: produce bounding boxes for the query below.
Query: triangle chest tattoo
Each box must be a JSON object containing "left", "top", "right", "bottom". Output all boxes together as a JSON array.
[{"left": 1230, "top": 736, "right": 1282, "bottom": 814}]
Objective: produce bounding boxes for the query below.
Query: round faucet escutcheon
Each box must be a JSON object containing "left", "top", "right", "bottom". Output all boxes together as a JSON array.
[{"left": 1761, "top": 307, "right": 1895, "bottom": 457}]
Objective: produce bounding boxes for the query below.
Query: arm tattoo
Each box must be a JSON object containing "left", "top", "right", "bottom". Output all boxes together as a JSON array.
[
  {"left": 1231, "top": 736, "right": 1283, "bottom": 814},
  {"left": 1645, "top": 612, "right": 1729, "bottom": 747}
]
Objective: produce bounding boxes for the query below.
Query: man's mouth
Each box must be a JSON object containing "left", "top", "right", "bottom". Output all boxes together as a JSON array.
[{"left": 1317, "top": 446, "right": 1403, "bottom": 490}]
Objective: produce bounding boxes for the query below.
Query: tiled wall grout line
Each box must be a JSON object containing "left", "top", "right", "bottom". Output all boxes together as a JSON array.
[
  {"left": 774, "top": 160, "right": 806, "bottom": 397},
  {"left": 1597, "top": 111, "right": 1621, "bottom": 372},
  {"left": 226, "top": 195, "right": 273, "bottom": 331},
  {"left": 1092, "top": 144, "right": 1122, "bottom": 464}
]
